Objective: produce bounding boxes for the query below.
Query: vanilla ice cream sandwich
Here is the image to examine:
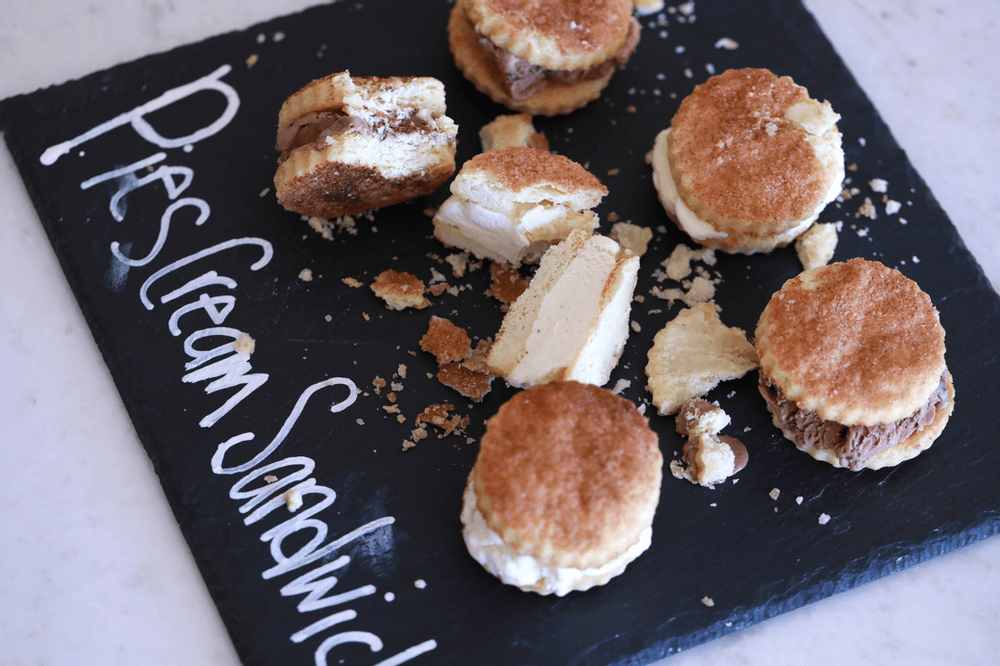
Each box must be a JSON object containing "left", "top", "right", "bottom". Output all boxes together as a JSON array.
[
  {"left": 433, "top": 147, "right": 607, "bottom": 266},
  {"left": 448, "top": 0, "right": 641, "bottom": 116},
  {"left": 462, "top": 381, "right": 662, "bottom": 596},
  {"left": 755, "top": 258, "right": 954, "bottom": 471},
  {"left": 486, "top": 228, "right": 638, "bottom": 388},
  {"left": 274, "top": 71, "right": 458, "bottom": 218},
  {"left": 649, "top": 68, "right": 844, "bottom": 254}
]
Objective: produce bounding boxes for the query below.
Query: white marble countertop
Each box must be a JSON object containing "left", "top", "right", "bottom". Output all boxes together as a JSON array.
[{"left": 1, "top": 1, "right": 998, "bottom": 665}]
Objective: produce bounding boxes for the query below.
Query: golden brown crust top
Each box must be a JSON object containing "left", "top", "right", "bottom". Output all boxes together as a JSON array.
[
  {"left": 472, "top": 381, "right": 662, "bottom": 569},
  {"left": 465, "top": 0, "right": 634, "bottom": 70},
  {"left": 755, "top": 258, "right": 947, "bottom": 425},
  {"left": 465, "top": 146, "right": 608, "bottom": 195},
  {"left": 668, "top": 68, "right": 835, "bottom": 228}
]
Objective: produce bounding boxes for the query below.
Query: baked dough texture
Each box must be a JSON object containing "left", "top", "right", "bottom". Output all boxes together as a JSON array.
[
  {"left": 486, "top": 228, "right": 638, "bottom": 388},
  {"left": 645, "top": 301, "right": 759, "bottom": 415},
  {"left": 433, "top": 147, "right": 607, "bottom": 266},
  {"left": 274, "top": 71, "right": 458, "bottom": 218},
  {"left": 755, "top": 258, "right": 954, "bottom": 470},
  {"left": 448, "top": 0, "right": 639, "bottom": 115},
  {"left": 650, "top": 68, "right": 844, "bottom": 254},
  {"left": 462, "top": 381, "right": 662, "bottom": 595}
]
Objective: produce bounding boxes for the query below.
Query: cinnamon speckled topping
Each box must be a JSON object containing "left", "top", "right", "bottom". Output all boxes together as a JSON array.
[
  {"left": 465, "top": 146, "right": 607, "bottom": 194},
  {"left": 755, "top": 258, "right": 947, "bottom": 426},
  {"left": 469, "top": 0, "right": 633, "bottom": 66},
  {"left": 669, "top": 68, "right": 833, "bottom": 226},
  {"left": 472, "top": 381, "right": 661, "bottom": 569}
]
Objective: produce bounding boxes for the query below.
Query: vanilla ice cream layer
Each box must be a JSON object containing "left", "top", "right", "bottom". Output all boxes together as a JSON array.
[
  {"left": 433, "top": 195, "right": 598, "bottom": 265},
  {"left": 650, "top": 129, "right": 842, "bottom": 251},
  {"left": 494, "top": 232, "right": 638, "bottom": 388},
  {"left": 460, "top": 480, "right": 651, "bottom": 597}
]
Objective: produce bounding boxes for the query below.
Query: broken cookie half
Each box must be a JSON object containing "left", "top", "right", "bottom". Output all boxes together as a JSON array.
[{"left": 671, "top": 399, "right": 748, "bottom": 488}]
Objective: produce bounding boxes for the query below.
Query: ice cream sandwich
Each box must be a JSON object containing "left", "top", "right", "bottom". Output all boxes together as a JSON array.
[
  {"left": 433, "top": 147, "right": 607, "bottom": 266},
  {"left": 755, "top": 258, "right": 954, "bottom": 471},
  {"left": 448, "top": 0, "right": 641, "bottom": 116},
  {"left": 486, "top": 228, "right": 638, "bottom": 388},
  {"left": 461, "top": 380, "right": 662, "bottom": 596},
  {"left": 274, "top": 71, "right": 458, "bottom": 218},
  {"left": 649, "top": 68, "right": 844, "bottom": 254}
]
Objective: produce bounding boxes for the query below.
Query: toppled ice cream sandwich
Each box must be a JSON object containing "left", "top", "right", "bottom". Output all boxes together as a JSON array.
[
  {"left": 433, "top": 147, "right": 607, "bottom": 266},
  {"left": 448, "top": 0, "right": 641, "bottom": 116},
  {"left": 274, "top": 71, "right": 458, "bottom": 218},
  {"left": 755, "top": 258, "right": 954, "bottom": 471},
  {"left": 486, "top": 228, "right": 638, "bottom": 388}
]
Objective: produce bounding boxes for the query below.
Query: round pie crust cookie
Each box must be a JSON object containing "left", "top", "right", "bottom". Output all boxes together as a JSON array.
[
  {"left": 755, "top": 258, "right": 954, "bottom": 470},
  {"left": 461, "top": 381, "right": 662, "bottom": 595}
]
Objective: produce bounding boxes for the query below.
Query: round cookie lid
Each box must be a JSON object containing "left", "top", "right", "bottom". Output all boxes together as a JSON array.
[
  {"left": 463, "top": 0, "right": 635, "bottom": 71},
  {"left": 472, "top": 381, "right": 662, "bottom": 570},
  {"left": 755, "top": 258, "right": 947, "bottom": 426}
]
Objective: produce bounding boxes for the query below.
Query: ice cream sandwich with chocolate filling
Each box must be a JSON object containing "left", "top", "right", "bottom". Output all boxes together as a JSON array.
[
  {"left": 274, "top": 71, "right": 458, "bottom": 218},
  {"left": 448, "top": 0, "right": 641, "bottom": 116},
  {"left": 755, "top": 258, "right": 954, "bottom": 471},
  {"left": 649, "top": 68, "right": 844, "bottom": 254},
  {"left": 461, "top": 380, "right": 662, "bottom": 596}
]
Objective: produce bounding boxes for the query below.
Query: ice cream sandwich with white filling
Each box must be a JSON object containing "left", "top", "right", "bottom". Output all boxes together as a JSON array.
[
  {"left": 433, "top": 147, "right": 607, "bottom": 266},
  {"left": 462, "top": 380, "right": 662, "bottom": 596},
  {"left": 649, "top": 68, "right": 844, "bottom": 254}
]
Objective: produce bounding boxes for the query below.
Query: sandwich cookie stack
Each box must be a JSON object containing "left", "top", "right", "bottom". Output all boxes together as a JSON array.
[
  {"left": 649, "top": 68, "right": 844, "bottom": 254},
  {"left": 448, "top": 0, "right": 641, "bottom": 115},
  {"left": 274, "top": 71, "right": 458, "bottom": 218},
  {"left": 432, "top": 146, "right": 607, "bottom": 266},
  {"left": 755, "top": 258, "right": 955, "bottom": 470},
  {"left": 461, "top": 381, "right": 663, "bottom": 596}
]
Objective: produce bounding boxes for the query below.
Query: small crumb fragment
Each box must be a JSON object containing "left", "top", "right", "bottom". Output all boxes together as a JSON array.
[
  {"left": 233, "top": 332, "right": 256, "bottom": 357},
  {"left": 370, "top": 269, "right": 430, "bottom": 310},
  {"left": 818, "top": 513, "right": 831, "bottom": 525},
  {"left": 701, "top": 596, "right": 715, "bottom": 607},
  {"left": 857, "top": 197, "right": 877, "bottom": 219},
  {"left": 298, "top": 268, "right": 313, "bottom": 282},
  {"left": 245, "top": 54, "right": 259, "bottom": 68},
  {"left": 769, "top": 488, "right": 780, "bottom": 501},
  {"left": 343, "top": 277, "right": 363, "bottom": 288},
  {"left": 488, "top": 261, "right": 529, "bottom": 307},
  {"left": 284, "top": 489, "right": 303, "bottom": 512},
  {"left": 414, "top": 579, "right": 427, "bottom": 589},
  {"left": 479, "top": 113, "right": 549, "bottom": 152},
  {"left": 610, "top": 222, "right": 654, "bottom": 257},
  {"left": 796, "top": 496, "right": 804, "bottom": 505},
  {"left": 795, "top": 223, "right": 838, "bottom": 270},
  {"left": 670, "top": 399, "right": 748, "bottom": 488},
  {"left": 714, "top": 37, "right": 739, "bottom": 50},
  {"left": 868, "top": 178, "right": 888, "bottom": 193}
]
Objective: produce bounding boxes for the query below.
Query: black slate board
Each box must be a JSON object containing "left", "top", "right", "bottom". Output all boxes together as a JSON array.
[{"left": 3, "top": 1, "right": 999, "bottom": 664}]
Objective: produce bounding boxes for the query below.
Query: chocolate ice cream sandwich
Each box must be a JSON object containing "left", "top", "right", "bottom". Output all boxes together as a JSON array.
[
  {"left": 755, "top": 258, "right": 954, "bottom": 471},
  {"left": 275, "top": 71, "right": 458, "bottom": 218},
  {"left": 448, "top": 0, "right": 640, "bottom": 116}
]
